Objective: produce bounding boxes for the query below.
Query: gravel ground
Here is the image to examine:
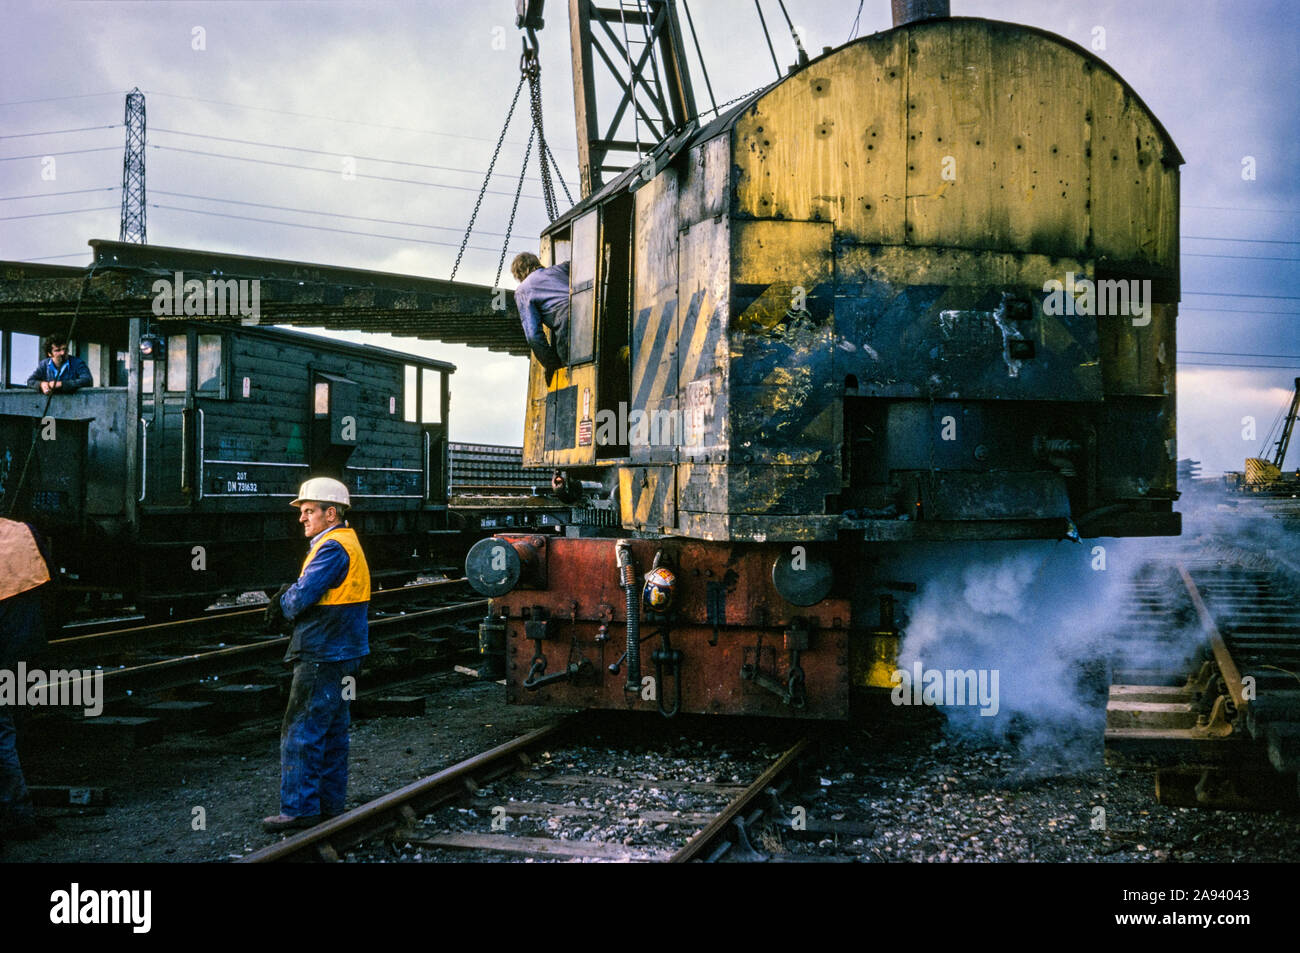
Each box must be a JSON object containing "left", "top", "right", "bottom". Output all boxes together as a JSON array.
[
  {"left": 353, "top": 720, "right": 798, "bottom": 862},
  {"left": 9, "top": 516, "right": 1296, "bottom": 865},
  {"left": 763, "top": 711, "right": 1300, "bottom": 862},
  {"left": 4, "top": 674, "right": 1298, "bottom": 864},
  {"left": 1, "top": 671, "right": 561, "bottom": 863}
]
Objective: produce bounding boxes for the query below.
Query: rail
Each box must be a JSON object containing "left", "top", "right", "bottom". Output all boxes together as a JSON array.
[
  {"left": 1177, "top": 562, "right": 1248, "bottom": 710},
  {"left": 241, "top": 719, "right": 816, "bottom": 864},
  {"left": 240, "top": 717, "right": 576, "bottom": 863}
]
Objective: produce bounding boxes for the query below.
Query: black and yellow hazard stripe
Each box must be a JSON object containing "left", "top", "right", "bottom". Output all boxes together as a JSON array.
[
  {"left": 676, "top": 288, "right": 723, "bottom": 391},
  {"left": 629, "top": 298, "right": 679, "bottom": 420},
  {"left": 618, "top": 466, "right": 676, "bottom": 530}
]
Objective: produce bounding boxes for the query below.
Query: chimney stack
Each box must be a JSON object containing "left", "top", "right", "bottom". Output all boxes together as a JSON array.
[{"left": 891, "top": 0, "right": 950, "bottom": 27}]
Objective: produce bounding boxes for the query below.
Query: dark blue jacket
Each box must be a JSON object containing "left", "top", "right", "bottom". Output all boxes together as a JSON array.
[
  {"left": 280, "top": 528, "right": 370, "bottom": 663},
  {"left": 27, "top": 355, "right": 93, "bottom": 392}
]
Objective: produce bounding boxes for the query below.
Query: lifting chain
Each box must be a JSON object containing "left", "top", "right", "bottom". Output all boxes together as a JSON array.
[
  {"left": 452, "top": 34, "right": 573, "bottom": 285},
  {"left": 449, "top": 72, "right": 527, "bottom": 282},
  {"left": 524, "top": 47, "right": 560, "bottom": 223},
  {"left": 495, "top": 125, "right": 535, "bottom": 290}
]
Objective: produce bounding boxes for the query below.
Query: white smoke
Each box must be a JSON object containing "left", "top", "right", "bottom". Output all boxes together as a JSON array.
[{"left": 889, "top": 536, "right": 1203, "bottom": 772}]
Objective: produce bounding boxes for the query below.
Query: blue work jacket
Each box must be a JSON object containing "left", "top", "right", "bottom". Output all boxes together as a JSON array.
[
  {"left": 27, "top": 355, "right": 93, "bottom": 391},
  {"left": 281, "top": 525, "right": 370, "bottom": 663}
]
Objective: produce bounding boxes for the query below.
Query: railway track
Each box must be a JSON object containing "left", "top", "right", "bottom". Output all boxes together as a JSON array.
[
  {"left": 1105, "top": 554, "right": 1300, "bottom": 808},
  {"left": 30, "top": 579, "right": 487, "bottom": 714},
  {"left": 239, "top": 715, "right": 820, "bottom": 863},
  {"left": 51, "top": 578, "right": 470, "bottom": 656}
]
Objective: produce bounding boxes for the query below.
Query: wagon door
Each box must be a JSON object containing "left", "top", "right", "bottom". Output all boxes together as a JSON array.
[
  {"left": 140, "top": 330, "right": 192, "bottom": 507},
  {"left": 141, "top": 329, "right": 226, "bottom": 507}
]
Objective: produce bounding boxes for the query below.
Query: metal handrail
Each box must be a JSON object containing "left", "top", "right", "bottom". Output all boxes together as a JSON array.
[
  {"left": 138, "top": 416, "right": 149, "bottom": 502},
  {"left": 197, "top": 407, "right": 205, "bottom": 499}
]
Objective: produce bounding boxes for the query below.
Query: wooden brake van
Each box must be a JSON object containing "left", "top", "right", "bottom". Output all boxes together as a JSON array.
[{"left": 0, "top": 312, "right": 453, "bottom": 617}]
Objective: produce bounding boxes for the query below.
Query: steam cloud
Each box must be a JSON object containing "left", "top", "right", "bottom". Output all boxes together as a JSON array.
[{"left": 890, "top": 534, "right": 1203, "bottom": 773}]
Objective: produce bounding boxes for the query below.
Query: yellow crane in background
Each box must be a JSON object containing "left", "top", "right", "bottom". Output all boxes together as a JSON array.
[{"left": 1241, "top": 377, "right": 1300, "bottom": 491}]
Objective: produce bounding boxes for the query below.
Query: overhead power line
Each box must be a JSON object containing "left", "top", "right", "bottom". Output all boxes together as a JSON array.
[
  {"left": 1181, "top": 307, "right": 1300, "bottom": 317},
  {"left": 0, "top": 206, "right": 117, "bottom": 222},
  {"left": 0, "top": 186, "right": 116, "bottom": 202},
  {"left": 1185, "top": 291, "right": 1300, "bottom": 300},
  {"left": 151, "top": 126, "right": 548, "bottom": 184},
  {"left": 144, "top": 89, "right": 577, "bottom": 153},
  {"left": 0, "top": 124, "right": 121, "bottom": 140},
  {"left": 1184, "top": 253, "right": 1300, "bottom": 262},
  {"left": 1179, "top": 349, "right": 1300, "bottom": 360},
  {"left": 1181, "top": 361, "right": 1300, "bottom": 370},
  {"left": 0, "top": 91, "right": 121, "bottom": 107},
  {"left": 151, "top": 189, "right": 539, "bottom": 238},
  {"left": 149, "top": 144, "right": 550, "bottom": 201},
  {"left": 0, "top": 147, "right": 119, "bottom": 162},
  {"left": 1184, "top": 204, "right": 1298, "bottom": 215},
  {"left": 1182, "top": 234, "right": 1300, "bottom": 245},
  {"left": 151, "top": 203, "right": 523, "bottom": 253}
]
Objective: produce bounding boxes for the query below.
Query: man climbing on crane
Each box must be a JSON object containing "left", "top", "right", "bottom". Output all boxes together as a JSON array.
[{"left": 511, "top": 251, "right": 570, "bottom": 386}]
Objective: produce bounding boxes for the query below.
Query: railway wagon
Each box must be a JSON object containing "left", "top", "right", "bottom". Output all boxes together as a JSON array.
[
  {"left": 466, "top": 11, "right": 1182, "bottom": 719},
  {"left": 0, "top": 305, "right": 453, "bottom": 616}
]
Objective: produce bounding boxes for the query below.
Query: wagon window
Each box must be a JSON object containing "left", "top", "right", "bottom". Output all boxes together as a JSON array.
[
  {"left": 421, "top": 367, "right": 441, "bottom": 424},
  {"left": 550, "top": 235, "right": 571, "bottom": 267},
  {"left": 166, "top": 334, "right": 188, "bottom": 391},
  {"left": 141, "top": 358, "right": 155, "bottom": 395},
  {"left": 8, "top": 332, "right": 39, "bottom": 386},
  {"left": 568, "top": 210, "right": 598, "bottom": 365},
  {"left": 84, "top": 342, "right": 103, "bottom": 385},
  {"left": 196, "top": 334, "right": 222, "bottom": 392},
  {"left": 403, "top": 365, "right": 418, "bottom": 422},
  {"left": 112, "top": 349, "right": 129, "bottom": 387}
]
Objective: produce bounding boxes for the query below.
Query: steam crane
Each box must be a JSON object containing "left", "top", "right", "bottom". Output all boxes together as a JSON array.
[
  {"left": 466, "top": 0, "right": 1183, "bottom": 719},
  {"left": 1244, "top": 378, "right": 1300, "bottom": 490}
]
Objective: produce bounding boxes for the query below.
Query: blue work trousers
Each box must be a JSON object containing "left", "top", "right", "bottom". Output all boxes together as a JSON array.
[
  {"left": 279, "top": 658, "right": 362, "bottom": 818},
  {"left": 0, "top": 706, "right": 35, "bottom": 827},
  {"left": 1, "top": 588, "right": 42, "bottom": 829}
]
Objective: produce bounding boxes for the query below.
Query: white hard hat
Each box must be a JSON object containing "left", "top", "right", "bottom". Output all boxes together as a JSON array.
[{"left": 291, "top": 477, "right": 351, "bottom": 508}]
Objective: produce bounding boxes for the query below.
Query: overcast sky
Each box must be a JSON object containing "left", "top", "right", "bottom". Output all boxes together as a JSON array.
[{"left": 2, "top": 0, "right": 1297, "bottom": 475}]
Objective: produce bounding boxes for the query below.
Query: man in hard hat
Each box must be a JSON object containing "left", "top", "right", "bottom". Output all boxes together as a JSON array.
[
  {"left": 0, "top": 519, "right": 55, "bottom": 844},
  {"left": 261, "top": 477, "right": 370, "bottom": 834},
  {"left": 511, "top": 251, "right": 570, "bottom": 386}
]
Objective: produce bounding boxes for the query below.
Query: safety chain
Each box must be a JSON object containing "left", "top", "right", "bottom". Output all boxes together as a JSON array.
[
  {"left": 696, "top": 83, "right": 769, "bottom": 121},
  {"left": 449, "top": 72, "right": 527, "bottom": 282}
]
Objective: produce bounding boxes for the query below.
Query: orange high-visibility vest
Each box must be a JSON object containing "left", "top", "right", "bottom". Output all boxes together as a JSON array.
[
  {"left": 300, "top": 526, "right": 370, "bottom": 605},
  {"left": 0, "top": 519, "right": 51, "bottom": 602}
]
